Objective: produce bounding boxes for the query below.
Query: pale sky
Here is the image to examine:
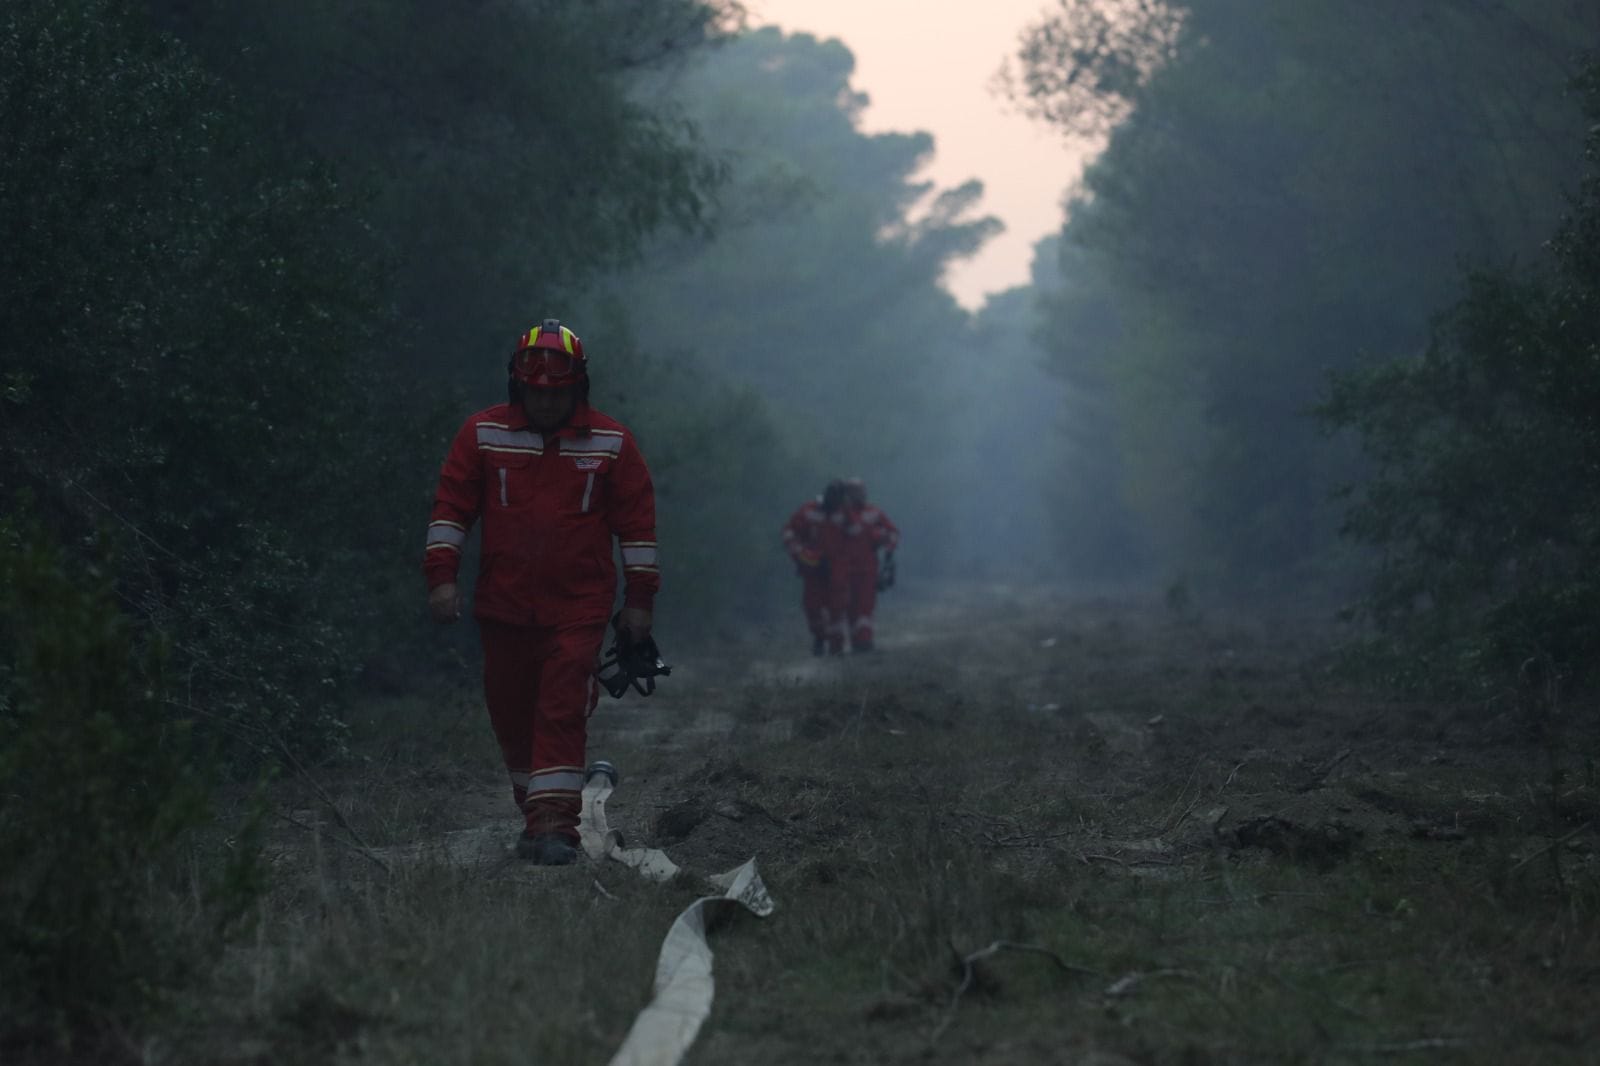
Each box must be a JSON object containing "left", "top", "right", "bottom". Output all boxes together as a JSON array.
[{"left": 748, "top": 0, "right": 1098, "bottom": 310}]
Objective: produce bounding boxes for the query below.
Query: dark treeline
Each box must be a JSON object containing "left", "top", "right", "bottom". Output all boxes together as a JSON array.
[
  {"left": 1, "top": 3, "right": 1020, "bottom": 766},
  {"left": 1012, "top": 0, "right": 1600, "bottom": 694},
  {"left": 1017, "top": 0, "right": 1597, "bottom": 584},
  {"left": 1, "top": 0, "right": 714, "bottom": 1043}
]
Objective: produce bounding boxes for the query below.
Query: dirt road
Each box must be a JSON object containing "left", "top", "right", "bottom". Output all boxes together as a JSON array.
[{"left": 188, "top": 581, "right": 1599, "bottom": 1064}]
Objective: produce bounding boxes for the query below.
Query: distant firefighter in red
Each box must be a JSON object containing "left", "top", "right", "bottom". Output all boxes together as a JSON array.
[
  {"left": 781, "top": 479, "right": 846, "bottom": 656},
  {"left": 830, "top": 477, "right": 898, "bottom": 652},
  {"left": 783, "top": 477, "right": 898, "bottom": 655}
]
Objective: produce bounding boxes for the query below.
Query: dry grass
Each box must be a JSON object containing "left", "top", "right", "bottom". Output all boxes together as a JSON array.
[{"left": 146, "top": 583, "right": 1600, "bottom": 1064}]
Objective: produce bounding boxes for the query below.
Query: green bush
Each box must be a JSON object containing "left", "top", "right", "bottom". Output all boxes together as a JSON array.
[
  {"left": 0, "top": 0, "right": 436, "bottom": 756},
  {"left": 0, "top": 520, "right": 261, "bottom": 1053},
  {"left": 1320, "top": 58, "right": 1600, "bottom": 698}
]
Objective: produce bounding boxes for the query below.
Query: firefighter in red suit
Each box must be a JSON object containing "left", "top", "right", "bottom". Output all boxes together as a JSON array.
[
  {"left": 828, "top": 477, "right": 899, "bottom": 653},
  {"left": 424, "top": 319, "right": 659, "bottom": 866},
  {"left": 782, "top": 480, "right": 847, "bottom": 656}
]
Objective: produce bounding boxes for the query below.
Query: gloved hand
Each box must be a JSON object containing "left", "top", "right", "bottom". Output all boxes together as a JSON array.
[
  {"left": 876, "top": 552, "right": 896, "bottom": 592},
  {"left": 428, "top": 582, "right": 462, "bottom": 623},
  {"left": 597, "top": 611, "right": 672, "bottom": 698},
  {"left": 617, "top": 606, "right": 652, "bottom": 645}
]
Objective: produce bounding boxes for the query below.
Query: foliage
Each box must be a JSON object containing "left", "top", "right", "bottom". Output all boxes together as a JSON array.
[
  {"left": 150, "top": 0, "right": 807, "bottom": 639},
  {"left": 150, "top": 0, "right": 741, "bottom": 391},
  {"left": 555, "top": 308, "right": 811, "bottom": 635},
  {"left": 997, "top": 0, "right": 1182, "bottom": 140},
  {"left": 1029, "top": 236, "right": 1151, "bottom": 578},
  {"left": 592, "top": 28, "right": 1015, "bottom": 592},
  {"left": 1320, "top": 59, "right": 1600, "bottom": 694},
  {"left": 0, "top": 0, "right": 436, "bottom": 755},
  {"left": 0, "top": 520, "right": 262, "bottom": 1051},
  {"left": 1012, "top": 0, "right": 1599, "bottom": 589}
]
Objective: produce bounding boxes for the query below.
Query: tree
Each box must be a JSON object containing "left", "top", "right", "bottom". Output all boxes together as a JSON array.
[
  {"left": 1010, "top": 0, "right": 1599, "bottom": 587},
  {"left": 1319, "top": 58, "right": 1600, "bottom": 695},
  {"left": 590, "top": 28, "right": 1007, "bottom": 595},
  {"left": 0, "top": 0, "right": 423, "bottom": 750},
  {"left": 150, "top": 0, "right": 740, "bottom": 390},
  {"left": 0, "top": 520, "right": 261, "bottom": 1051}
]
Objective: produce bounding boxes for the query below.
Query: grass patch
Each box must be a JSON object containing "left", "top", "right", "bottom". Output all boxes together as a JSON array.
[{"left": 127, "top": 589, "right": 1600, "bottom": 1063}]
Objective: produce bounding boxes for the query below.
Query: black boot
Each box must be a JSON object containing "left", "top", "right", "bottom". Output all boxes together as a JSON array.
[{"left": 516, "top": 831, "right": 578, "bottom": 865}]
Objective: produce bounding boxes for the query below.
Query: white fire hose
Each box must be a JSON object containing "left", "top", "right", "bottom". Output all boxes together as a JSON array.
[{"left": 579, "top": 762, "right": 776, "bottom": 1066}]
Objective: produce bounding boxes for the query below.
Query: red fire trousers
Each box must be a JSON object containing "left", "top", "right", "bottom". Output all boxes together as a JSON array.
[
  {"left": 479, "top": 618, "right": 606, "bottom": 841},
  {"left": 827, "top": 567, "right": 878, "bottom": 652},
  {"left": 801, "top": 570, "right": 830, "bottom": 640}
]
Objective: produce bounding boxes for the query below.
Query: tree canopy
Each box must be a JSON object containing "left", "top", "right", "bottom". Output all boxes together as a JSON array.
[
  {"left": 1013, "top": 0, "right": 1599, "bottom": 587},
  {"left": 1320, "top": 58, "right": 1600, "bottom": 696},
  {"left": 592, "top": 28, "right": 1015, "bottom": 574}
]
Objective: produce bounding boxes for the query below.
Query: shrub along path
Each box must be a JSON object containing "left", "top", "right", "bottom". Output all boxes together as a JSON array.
[{"left": 174, "top": 581, "right": 1598, "bottom": 1064}]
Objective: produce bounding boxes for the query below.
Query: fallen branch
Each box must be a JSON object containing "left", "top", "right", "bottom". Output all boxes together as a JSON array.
[
  {"left": 1103, "top": 968, "right": 1197, "bottom": 998},
  {"left": 1505, "top": 820, "right": 1593, "bottom": 878},
  {"left": 931, "top": 940, "right": 1098, "bottom": 1044},
  {"left": 1078, "top": 852, "right": 1127, "bottom": 866}
]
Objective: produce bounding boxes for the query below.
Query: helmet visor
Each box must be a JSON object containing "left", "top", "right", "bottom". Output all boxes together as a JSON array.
[{"left": 513, "top": 347, "right": 579, "bottom": 382}]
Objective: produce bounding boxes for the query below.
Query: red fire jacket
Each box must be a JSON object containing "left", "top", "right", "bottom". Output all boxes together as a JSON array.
[
  {"left": 832, "top": 503, "right": 899, "bottom": 574},
  {"left": 781, "top": 497, "right": 827, "bottom": 568},
  {"left": 424, "top": 402, "right": 659, "bottom": 626},
  {"left": 860, "top": 504, "right": 900, "bottom": 552}
]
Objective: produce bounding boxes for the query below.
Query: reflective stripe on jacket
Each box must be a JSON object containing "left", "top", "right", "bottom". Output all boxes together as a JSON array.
[
  {"left": 424, "top": 402, "right": 658, "bottom": 625},
  {"left": 826, "top": 504, "right": 899, "bottom": 575}
]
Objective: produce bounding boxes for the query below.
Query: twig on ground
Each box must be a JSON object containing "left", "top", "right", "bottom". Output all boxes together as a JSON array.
[
  {"left": 592, "top": 879, "right": 618, "bottom": 901},
  {"left": 1078, "top": 852, "right": 1127, "bottom": 866},
  {"left": 273, "top": 738, "right": 393, "bottom": 874},
  {"left": 983, "top": 828, "right": 1075, "bottom": 848},
  {"left": 1163, "top": 792, "right": 1203, "bottom": 835},
  {"left": 274, "top": 809, "right": 391, "bottom": 874},
  {"left": 1221, "top": 759, "right": 1249, "bottom": 791},
  {"left": 1158, "top": 758, "right": 1205, "bottom": 833},
  {"left": 931, "top": 940, "right": 1098, "bottom": 1044},
  {"left": 1504, "top": 820, "right": 1593, "bottom": 878},
  {"left": 1103, "top": 968, "right": 1197, "bottom": 998},
  {"left": 1358, "top": 1037, "right": 1470, "bottom": 1054},
  {"left": 1299, "top": 748, "right": 1352, "bottom": 791}
]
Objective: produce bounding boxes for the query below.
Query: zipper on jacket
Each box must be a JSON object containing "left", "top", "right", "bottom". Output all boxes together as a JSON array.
[
  {"left": 580, "top": 471, "right": 595, "bottom": 513},
  {"left": 498, "top": 467, "right": 508, "bottom": 507}
]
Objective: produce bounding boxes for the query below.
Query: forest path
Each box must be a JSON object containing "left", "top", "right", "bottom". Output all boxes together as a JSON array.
[{"left": 230, "top": 581, "right": 1600, "bottom": 1066}]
